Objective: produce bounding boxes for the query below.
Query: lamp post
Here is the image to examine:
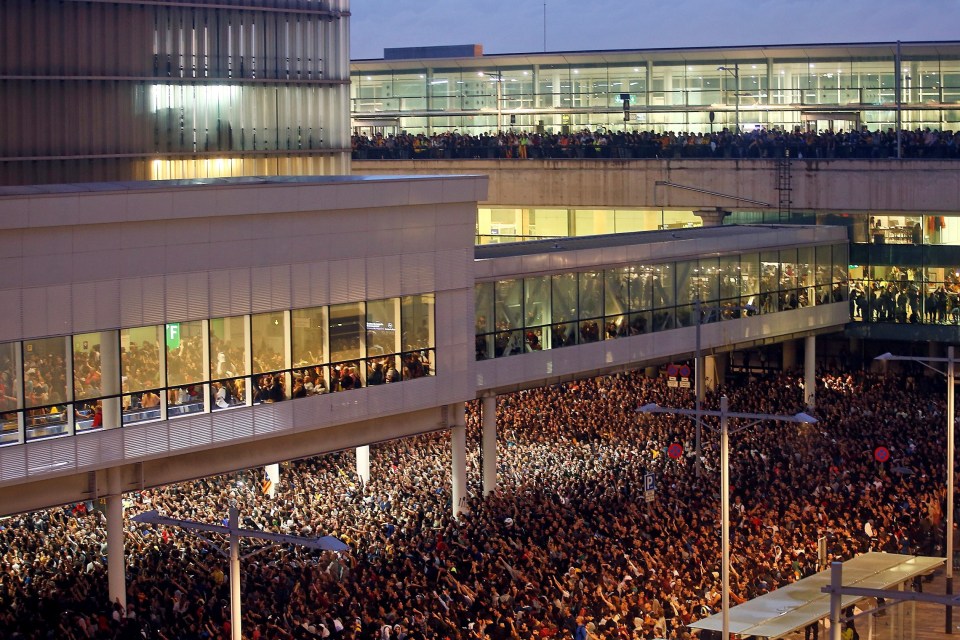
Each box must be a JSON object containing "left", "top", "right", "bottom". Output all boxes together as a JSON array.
[
  {"left": 640, "top": 396, "right": 817, "bottom": 640},
  {"left": 479, "top": 71, "right": 504, "bottom": 132},
  {"left": 693, "top": 298, "right": 755, "bottom": 477},
  {"left": 131, "top": 506, "right": 349, "bottom": 640},
  {"left": 876, "top": 347, "right": 956, "bottom": 633},
  {"left": 717, "top": 64, "right": 740, "bottom": 133}
]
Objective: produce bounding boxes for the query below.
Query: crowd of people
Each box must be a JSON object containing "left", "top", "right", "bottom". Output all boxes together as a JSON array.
[
  {"left": 0, "top": 366, "right": 952, "bottom": 640},
  {"left": 352, "top": 127, "right": 960, "bottom": 161}
]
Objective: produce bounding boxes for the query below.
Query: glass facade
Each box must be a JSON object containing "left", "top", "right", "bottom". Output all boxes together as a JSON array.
[
  {"left": 475, "top": 245, "right": 849, "bottom": 360},
  {"left": 0, "top": 295, "right": 435, "bottom": 446},
  {"left": 477, "top": 206, "right": 701, "bottom": 244},
  {"left": 844, "top": 212, "right": 960, "bottom": 326},
  {"left": 351, "top": 45, "right": 960, "bottom": 135}
]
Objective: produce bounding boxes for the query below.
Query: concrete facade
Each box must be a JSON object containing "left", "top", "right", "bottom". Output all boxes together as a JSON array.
[{"left": 354, "top": 159, "right": 960, "bottom": 214}]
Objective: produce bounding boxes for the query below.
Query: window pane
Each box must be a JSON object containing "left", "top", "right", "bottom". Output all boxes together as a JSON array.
[
  {"left": 0, "top": 342, "right": 20, "bottom": 445},
  {"left": 209, "top": 316, "right": 249, "bottom": 380},
  {"left": 699, "top": 257, "right": 720, "bottom": 303},
  {"left": 653, "top": 264, "right": 674, "bottom": 308},
  {"left": 551, "top": 274, "right": 578, "bottom": 322},
  {"left": 525, "top": 276, "right": 552, "bottom": 327},
  {"left": 605, "top": 268, "right": 630, "bottom": 316},
  {"left": 629, "top": 266, "right": 652, "bottom": 312},
  {"left": 252, "top": 311, "right": 287, "bottom": 374},
  {"left": 0, "top": 341, "right": 21, "bottom": 412},
  {"left": 329, "top": 302, "right": 364, "bottom": 363},
  {"left": 402, "top": 350, "right": 433, "bottom": 379},
  {"left": 165, "top": 321, "right": 206, "bottom": 387},
  {"left": 292, "top": 307, "right": 327, "bottom": 367},
  {"left": 122, "top": 325, "right": 163, "bottom": 394},
  {"left": 475, "top": 283, "right": 494, "bottom": 334},
  {"left": 367, "top": 298, "right": 400, "bottom": 356},
  {"left": 496, "top": 280, "right": 524, "bottom": 330},
  {"left": 675, "top": 260, "right": 696, "bottom": 307},
  {"left": 578, "top": 271, "right": 603, "bottom": 319},
  {"left": 331, "top": 360, "right": 364, "bottom": 391},
  {"left": 719, "top": 256, "right": 740, "bottom": 302},
  {"left": 23, "top": 337, "right": 69, "bottom": 408},
  {"left": 402, "top": 294, "right": 435, "bottom": 352}
]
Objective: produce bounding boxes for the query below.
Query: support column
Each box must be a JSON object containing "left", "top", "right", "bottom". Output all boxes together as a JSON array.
[
  {"left": 100, "top": 331, "right": 121, "bottom": 429},
  {"left": 805, "top": 335, "right": 816, "bottom": 409},
  {"left": 451, "top": 403, "right": 467, "bottom": 517},
  {"left": 106, "top": 467, "right": 126, "bottom": 610},
  {"left": 705, "top": 353, "right": 728, "bottom": 391},
  {"left": 782, "top": 339, "right": 798, "bottom": 371},
  {"left": 356, "top": 446, "right": 370, "bottom": 486},
  {"left": 481, "top": 393, "right": 497, "bottom": 496}
]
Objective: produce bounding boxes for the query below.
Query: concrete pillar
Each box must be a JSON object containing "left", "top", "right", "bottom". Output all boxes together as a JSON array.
[
  {"left": 100, "top": 331, "right": 121, "bottom": 429},
  {"left": 805, "top": 335, "right": 816, "bottom": 409},
  {"left": 694, "top": 208, "right": 731, "bottom": 227},
  {"left": 356, "top": 445, "right": 370, "bottom": 486},
  {"left": 106, "top": 467, "right": 126, "bottom": 610},
  {"left": 782, "top": 339, "right": 798, "bottom": 371},
  {"left": 705, "top": 353, "right": 728, "bottom": 391},
  {"left": 450, "top": 403, "right": 467, "bottom": 517},
  {"left": 481, "top": 393, "right": 497, "bottom": 496}
]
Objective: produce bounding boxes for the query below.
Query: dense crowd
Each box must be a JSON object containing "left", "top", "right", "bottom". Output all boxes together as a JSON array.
[
  {"left": 352, "top": 128, "right": 960, "bottom": 161},
  {"left": 0, "top": 367, "right": 952, "bottom": 640}
]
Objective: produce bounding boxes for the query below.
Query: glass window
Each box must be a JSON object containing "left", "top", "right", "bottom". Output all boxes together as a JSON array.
[
  {"left": 165, "top": 321, "right": 206, "bottom": 387},
  {"left": 494, "top": 279, "right": 524, "bottom": 331},
  {"left": 209, "top": 316, "right": 248, "bottom": 380},
  {"left": 652, "top": 264, "right": 675, "bottom": 309},
  {"left": 551, "top": 274, "right": 578, "bottom": 323},
  {"left": 0, "top": 342, "right": 20, "bottom": 413},
  {"left": 797, "top": 247, "right": 814, "bottom": 308},
  {"left": 779, "top": 248, "right": 799, "bottom": 310},
  {"left": 209, "top": 316, "right": 248, "bottom": 411},
  {"left": 475, "top": 283, "right": 494, "bottom": 335},
  {"left": 72, "top": 332, "right": 113, "bottom": 402},
  {"left": 23, "top": 337, "right": 69, "bottom": 408},
  {"left": 122, "top": 325, "right": 163, "bottom": 394},
  {"left": 252, "top": 311, "right": 287, "bottom": 374},
  {"left": 629, "top": 266, "right": 653, "bottom": 312},
  {"left": 402, "top": 294, "right": 434, "bottom": 352},
  {"left": 699, "top": 257, "right": 720, "bottom": 305},
  {"left": 760, "top": 251, "right": 780, "bottom": 313},
  {"left": 719, "top": 256, "right": 740, "bottom": 302},
  {"left": 329, "top": 302, "right": 364, "bottom": 363},
  {"left": 524, "top": 276, "right": 552, "bottom": 328},
  {"left": 675, "top": 260, "right": 697, "bottom": 307},
  {"left": 604, "top": 267, "right": 630, "bottom": 316},
  {"left": 578, "top": 271, "right": 603, "bottom": 320},
  {"left": 367, "top": 298, "right": 400, "bottom": 356},
  {"left": 292, "top": 307, "right": 327, "bottom": 367}
]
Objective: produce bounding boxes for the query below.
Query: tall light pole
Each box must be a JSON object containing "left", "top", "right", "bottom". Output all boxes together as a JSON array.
[
  {"left": 640, "top": 396, "right": 817, "bottom": 640},
  {"left": 479, "top": 71, "right": 504, "bottom": 131},
  {"left": 693, "top": 299, "right": 755, "bottom": 477},
  {"left": 717, "top": 64, "right": 740, "bottom": 133},
  {"left": 131, "top": 507, "right": 349, "bottom": 640},
  {"left": 876, "top": 347, "right": 956, "bottom": 633}
]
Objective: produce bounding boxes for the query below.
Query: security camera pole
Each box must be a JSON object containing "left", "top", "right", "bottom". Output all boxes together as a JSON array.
[
  {"left": 131, "top": 507, "right": 349, "bottom": 640},
  {"left": 640, "top": 396, "right": 817, "bottom": 640}
]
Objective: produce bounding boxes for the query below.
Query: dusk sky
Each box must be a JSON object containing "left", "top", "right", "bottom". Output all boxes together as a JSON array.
[{"left": 351, "top": 0, "right": 960, "bottom": 60}]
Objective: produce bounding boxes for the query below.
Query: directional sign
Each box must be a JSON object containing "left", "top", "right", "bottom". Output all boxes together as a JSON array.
[
  {"left": 668, "top": 443, "right": 684, "bottom": 459},
  {"left": 874, "top": 446, "right": 890, "bottom": 463}
]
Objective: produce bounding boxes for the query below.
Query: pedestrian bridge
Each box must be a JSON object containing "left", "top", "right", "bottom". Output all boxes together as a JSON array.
[{"left": 0, "top": 175, "right": 848, "bottom": 516}]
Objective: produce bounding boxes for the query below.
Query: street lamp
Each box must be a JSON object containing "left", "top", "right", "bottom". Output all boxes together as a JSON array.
[
  {"left": 876, "top": 347, "right": 956, "bottom": 633},
  {"left": 479, "top": 71, "right": 504, "bottom": 132},
  {"left": 693, "top": 298, "right": 756, "bottom": 477},
  {"left": 717, "top": 64, "right": 740, "bottom": 133},
  {"left": 639, "top": 396, "right": 817, "bottom": 640},
  {"left": 131, "top": 506, "right": 349, "bottom": 640}
]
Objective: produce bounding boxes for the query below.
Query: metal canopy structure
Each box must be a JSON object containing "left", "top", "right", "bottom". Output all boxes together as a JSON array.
[{"left": 689, "top": 553, "right": 943, "bottom": 639}]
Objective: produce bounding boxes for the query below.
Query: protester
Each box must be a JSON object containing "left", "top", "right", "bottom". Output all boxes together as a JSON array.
[
  {"left": 0, "top": 368, "right": 948, "bottom": 639},
  {"left": 352, "top": 127, "right": 960, "bottom": 161}
]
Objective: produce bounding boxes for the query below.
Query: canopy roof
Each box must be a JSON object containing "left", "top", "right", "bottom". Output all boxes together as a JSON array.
[{"left": 689, "top": 552, "right": 943, "bottom": 639}]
